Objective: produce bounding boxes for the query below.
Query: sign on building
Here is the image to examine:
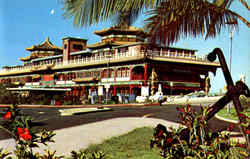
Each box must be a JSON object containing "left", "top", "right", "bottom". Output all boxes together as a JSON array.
[
  {"left": 98, "top": 86, "right": 104, "bottom": 96},
  {"left": 141, "top": 86, "right": 149, "bottom": 96}
]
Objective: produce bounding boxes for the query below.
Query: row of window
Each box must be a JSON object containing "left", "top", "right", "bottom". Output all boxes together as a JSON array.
[
  {"left": 0, "top": 76, "right": 32, "bottom": 83},
  {"left": 32, "top": 58, "right": 62, "bottom": 66},
  {"left": 102, "top": 37, "right": 137, "bottom": 43},
  {"left": 57, "top": 68, "right": 132, "bottom": 80},
  {"left": 11, "top": 48, "right": 196, "bottom": 70}
]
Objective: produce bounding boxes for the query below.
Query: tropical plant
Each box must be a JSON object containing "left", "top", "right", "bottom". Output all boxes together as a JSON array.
[
  {"left": 0, "top": 83, "right": 19, "bottom": 104},
  {"left": 150, "top": 104, "right": 249, "bottom": 158},
  {"left": 0, "top": 148, "right": 12, "bottom": 159},
  {"left": 71, "top": 150, "right": 105, "bottom": 159},
  {"left": 62, "top": 0, "right": 249, "bottom": 45},
  {"left": 0, "top": 104, "right": 60, "bottom": 159},
  {"left": 0, "top": 83, "right": 35, "bottom": 105}
]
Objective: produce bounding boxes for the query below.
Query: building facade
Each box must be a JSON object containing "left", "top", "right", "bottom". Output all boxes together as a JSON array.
[{"left": 0, "top": 25, "right": 220, "bottom": 103}]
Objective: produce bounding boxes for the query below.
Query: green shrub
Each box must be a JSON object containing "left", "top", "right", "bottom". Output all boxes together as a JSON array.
[
  {"left": 70, "top": 150, "right": 105, "bottom": 159},
  {"left": 0, "top": 83, "right": 20, "bottom": 104}
]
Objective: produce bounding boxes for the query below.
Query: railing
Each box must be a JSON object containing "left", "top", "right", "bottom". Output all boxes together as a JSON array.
[
  {"left": 144, "top": 50, "right": 209, "bottom": 62},
  {"left": 0, "top": 50, "right": 219, "bottom": 74}
]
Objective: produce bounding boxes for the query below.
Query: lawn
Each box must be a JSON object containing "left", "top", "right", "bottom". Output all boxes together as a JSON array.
[
  {"left": 67, "top": 127, "right": 162, "bottom": 159},
  {"left": 217, "top": 107, "right": 250, "bottom": 121}
]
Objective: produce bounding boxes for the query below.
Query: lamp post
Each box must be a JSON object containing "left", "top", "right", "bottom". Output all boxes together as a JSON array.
[
  {"left": 229, "top": 26, "right": 235, "bottom": 73},
  {"left": 226, "top": 20, "right": 236, "bottom": 113}
]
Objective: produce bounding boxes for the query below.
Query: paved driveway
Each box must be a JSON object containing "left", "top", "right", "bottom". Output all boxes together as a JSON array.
[
  {"left": 0, "top": 103, "right": 238, "bottom": 157},
  {"left": 0, "top": 104, "right": 236, "bottom": 140}
]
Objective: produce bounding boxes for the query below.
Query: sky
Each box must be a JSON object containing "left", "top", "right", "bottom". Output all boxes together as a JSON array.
[{"left": 0, "top": 0, "right": 249, "bottom": 93}]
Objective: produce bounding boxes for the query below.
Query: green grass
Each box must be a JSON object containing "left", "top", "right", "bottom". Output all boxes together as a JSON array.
[
  {"left": 217, "top": 108, "right": 250, "bottom": 121},
  {"left": 68, "top": 127, "right": 162, "bottom": 159}
]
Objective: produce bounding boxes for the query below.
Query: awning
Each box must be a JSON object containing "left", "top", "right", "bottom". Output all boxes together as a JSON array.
[
  {"left": 12, "top": 82, "right": 25, "bottom": 86},
  {"left": 78, "top": 80, "right": 143, "bottom": 86},
  {"left": 7, "top": 87, "right": 71, "bottom": 92},
  {"left": 72, "top": 77, "right": 98, "bottom": 83},
  {"left": 32, "top": 75, "right": 41, "bottom": 79}
]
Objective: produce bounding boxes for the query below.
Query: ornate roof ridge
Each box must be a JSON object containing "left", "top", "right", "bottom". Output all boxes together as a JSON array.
[
  {"left": 87, "top": 41, "right": 137, "bottom": 49},
  {"left": 94, "top": 25, "right": 145, "bottom": 36},
  {"left": 26, "top": 37, "right": 62, "bottom": 51}
]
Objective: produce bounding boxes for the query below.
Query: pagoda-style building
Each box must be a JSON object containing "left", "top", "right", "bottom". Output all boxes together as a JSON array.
[
  {"left": 0, "top": 25, "right": 220, "bottom": 104},
  {"left": 20, "top": 37, "right": 62, "bottom": 65},
  {"left": 88, "top": 23, "right": 147, "bottom": 50}
]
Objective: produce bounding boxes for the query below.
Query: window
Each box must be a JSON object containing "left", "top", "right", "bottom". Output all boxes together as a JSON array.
[
  {"left": 59, "top": 74, "right": 64, "bottom": 81},
  {"left": 111, "top": 69, "right": 114, "bottom": 77},
  {"left": 93, "top": 71, "right": 99, "bottom": 78},
  {"left": 117, "top": 69, "right": 122, "bottom": 77},
  {"left": 122, "top": 69, "right": 127, "bottom": 77},
  {"left": 73, "top": 44, "right": 83, "bottom": 50}
]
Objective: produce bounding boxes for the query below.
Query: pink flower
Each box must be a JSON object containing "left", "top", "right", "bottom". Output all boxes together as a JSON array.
[{"left": 238, "top": 113, "right": 247, "bottom": 119}]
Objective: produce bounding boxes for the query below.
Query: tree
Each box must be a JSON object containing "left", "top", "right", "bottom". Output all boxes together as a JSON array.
[
  {"left": 62, "top": 0, "right": 249, "bottom": 45},
  {"left": 0, "top": 83, "right": 19, "bottom": 104}
]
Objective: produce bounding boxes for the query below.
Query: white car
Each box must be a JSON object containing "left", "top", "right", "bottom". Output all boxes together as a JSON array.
[{"left": 149, "top": 92, "right": 163, "bottom": 102}]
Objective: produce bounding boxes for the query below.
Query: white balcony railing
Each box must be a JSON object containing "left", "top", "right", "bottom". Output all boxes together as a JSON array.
[{"left": 0, "top": 50, "right": 219, "bottom": 74}]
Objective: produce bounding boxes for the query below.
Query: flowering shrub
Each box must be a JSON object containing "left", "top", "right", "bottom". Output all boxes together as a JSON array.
[
  {"left": 238, "top": 111, "right": 250, "bottom": 153},
  {"left": 0, "top": 105, "right": 105, "bottom": 159},
  {"left": 238, "top": 112, "right": 250, "bottom": 134},
  {"left": 151, "top": 104, "right": 249, "bottom": 158},
  {"left": 0, "top": 104, "right": 61, "bottom": 158}
]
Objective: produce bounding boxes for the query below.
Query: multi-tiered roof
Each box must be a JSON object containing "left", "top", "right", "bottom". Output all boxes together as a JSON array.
[
  {"left": 20, "top": 37, "right": 62, "bottom": 62},
  {"left": 87, "top": 23, "right": 148, "bottom": 50}
]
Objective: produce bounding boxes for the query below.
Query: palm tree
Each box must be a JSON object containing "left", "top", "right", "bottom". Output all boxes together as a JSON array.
[
  {"left": 62, "top": 0, "right": 249, "bottom": 44},
  {"left": 145, "top": 0, "right": 247, "bottom": 44}
]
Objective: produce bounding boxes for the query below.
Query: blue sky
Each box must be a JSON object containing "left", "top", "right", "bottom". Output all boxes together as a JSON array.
[{"left": 0, "top": 0, "right": 249, "bottom": 93}]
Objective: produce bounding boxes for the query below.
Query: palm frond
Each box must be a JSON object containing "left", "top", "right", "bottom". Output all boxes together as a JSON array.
[
  {"left": 62, "top": 0, "right": 161, "bottom": 27},
  {"left": 213, "top": 0, "right": 234, "bottom": 8},
  {"left": 111, "top": 10, "right": 141, "bottom": 27},
  {"left": 145, "top": 0, "right": 239, "bottom": 45},
  {"left": 238, "top": 0, "right": 250, "bottom": 11}
]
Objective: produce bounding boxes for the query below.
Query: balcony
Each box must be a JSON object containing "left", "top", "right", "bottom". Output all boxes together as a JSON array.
[{"left": 0, "top": 50, "right": 220, "bottom": 75}]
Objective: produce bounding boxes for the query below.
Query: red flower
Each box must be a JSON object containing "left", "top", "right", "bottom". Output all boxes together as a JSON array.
[
  {"left": 158, "top": 130, "right": 164, "bottom": 137},
  {"left": 20, "top": 132, "right": 32, "bottom": 140},
  {"left": 227, "top": 124, "right": 235, "bottom": 131},
  {"left": 176, "top": 107, "right": 185, "bottom": 113},
  {"left": 17, "top": 127, "right": 24, "bottom": 135},
  {"left": 17, "top": 127, "right": 32, "bottom": 141},
  {"left": 245, "top": 129, "right": 250, "bottom": 135},
  {"left": 165, "top": 137, "right": 173, "bottom": 144},
  {"left": 236, "top": 143, "right": 247, "bottom": 148},
  {"left": 3, "top": 111, "right": 11, "bottom": 120}
]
